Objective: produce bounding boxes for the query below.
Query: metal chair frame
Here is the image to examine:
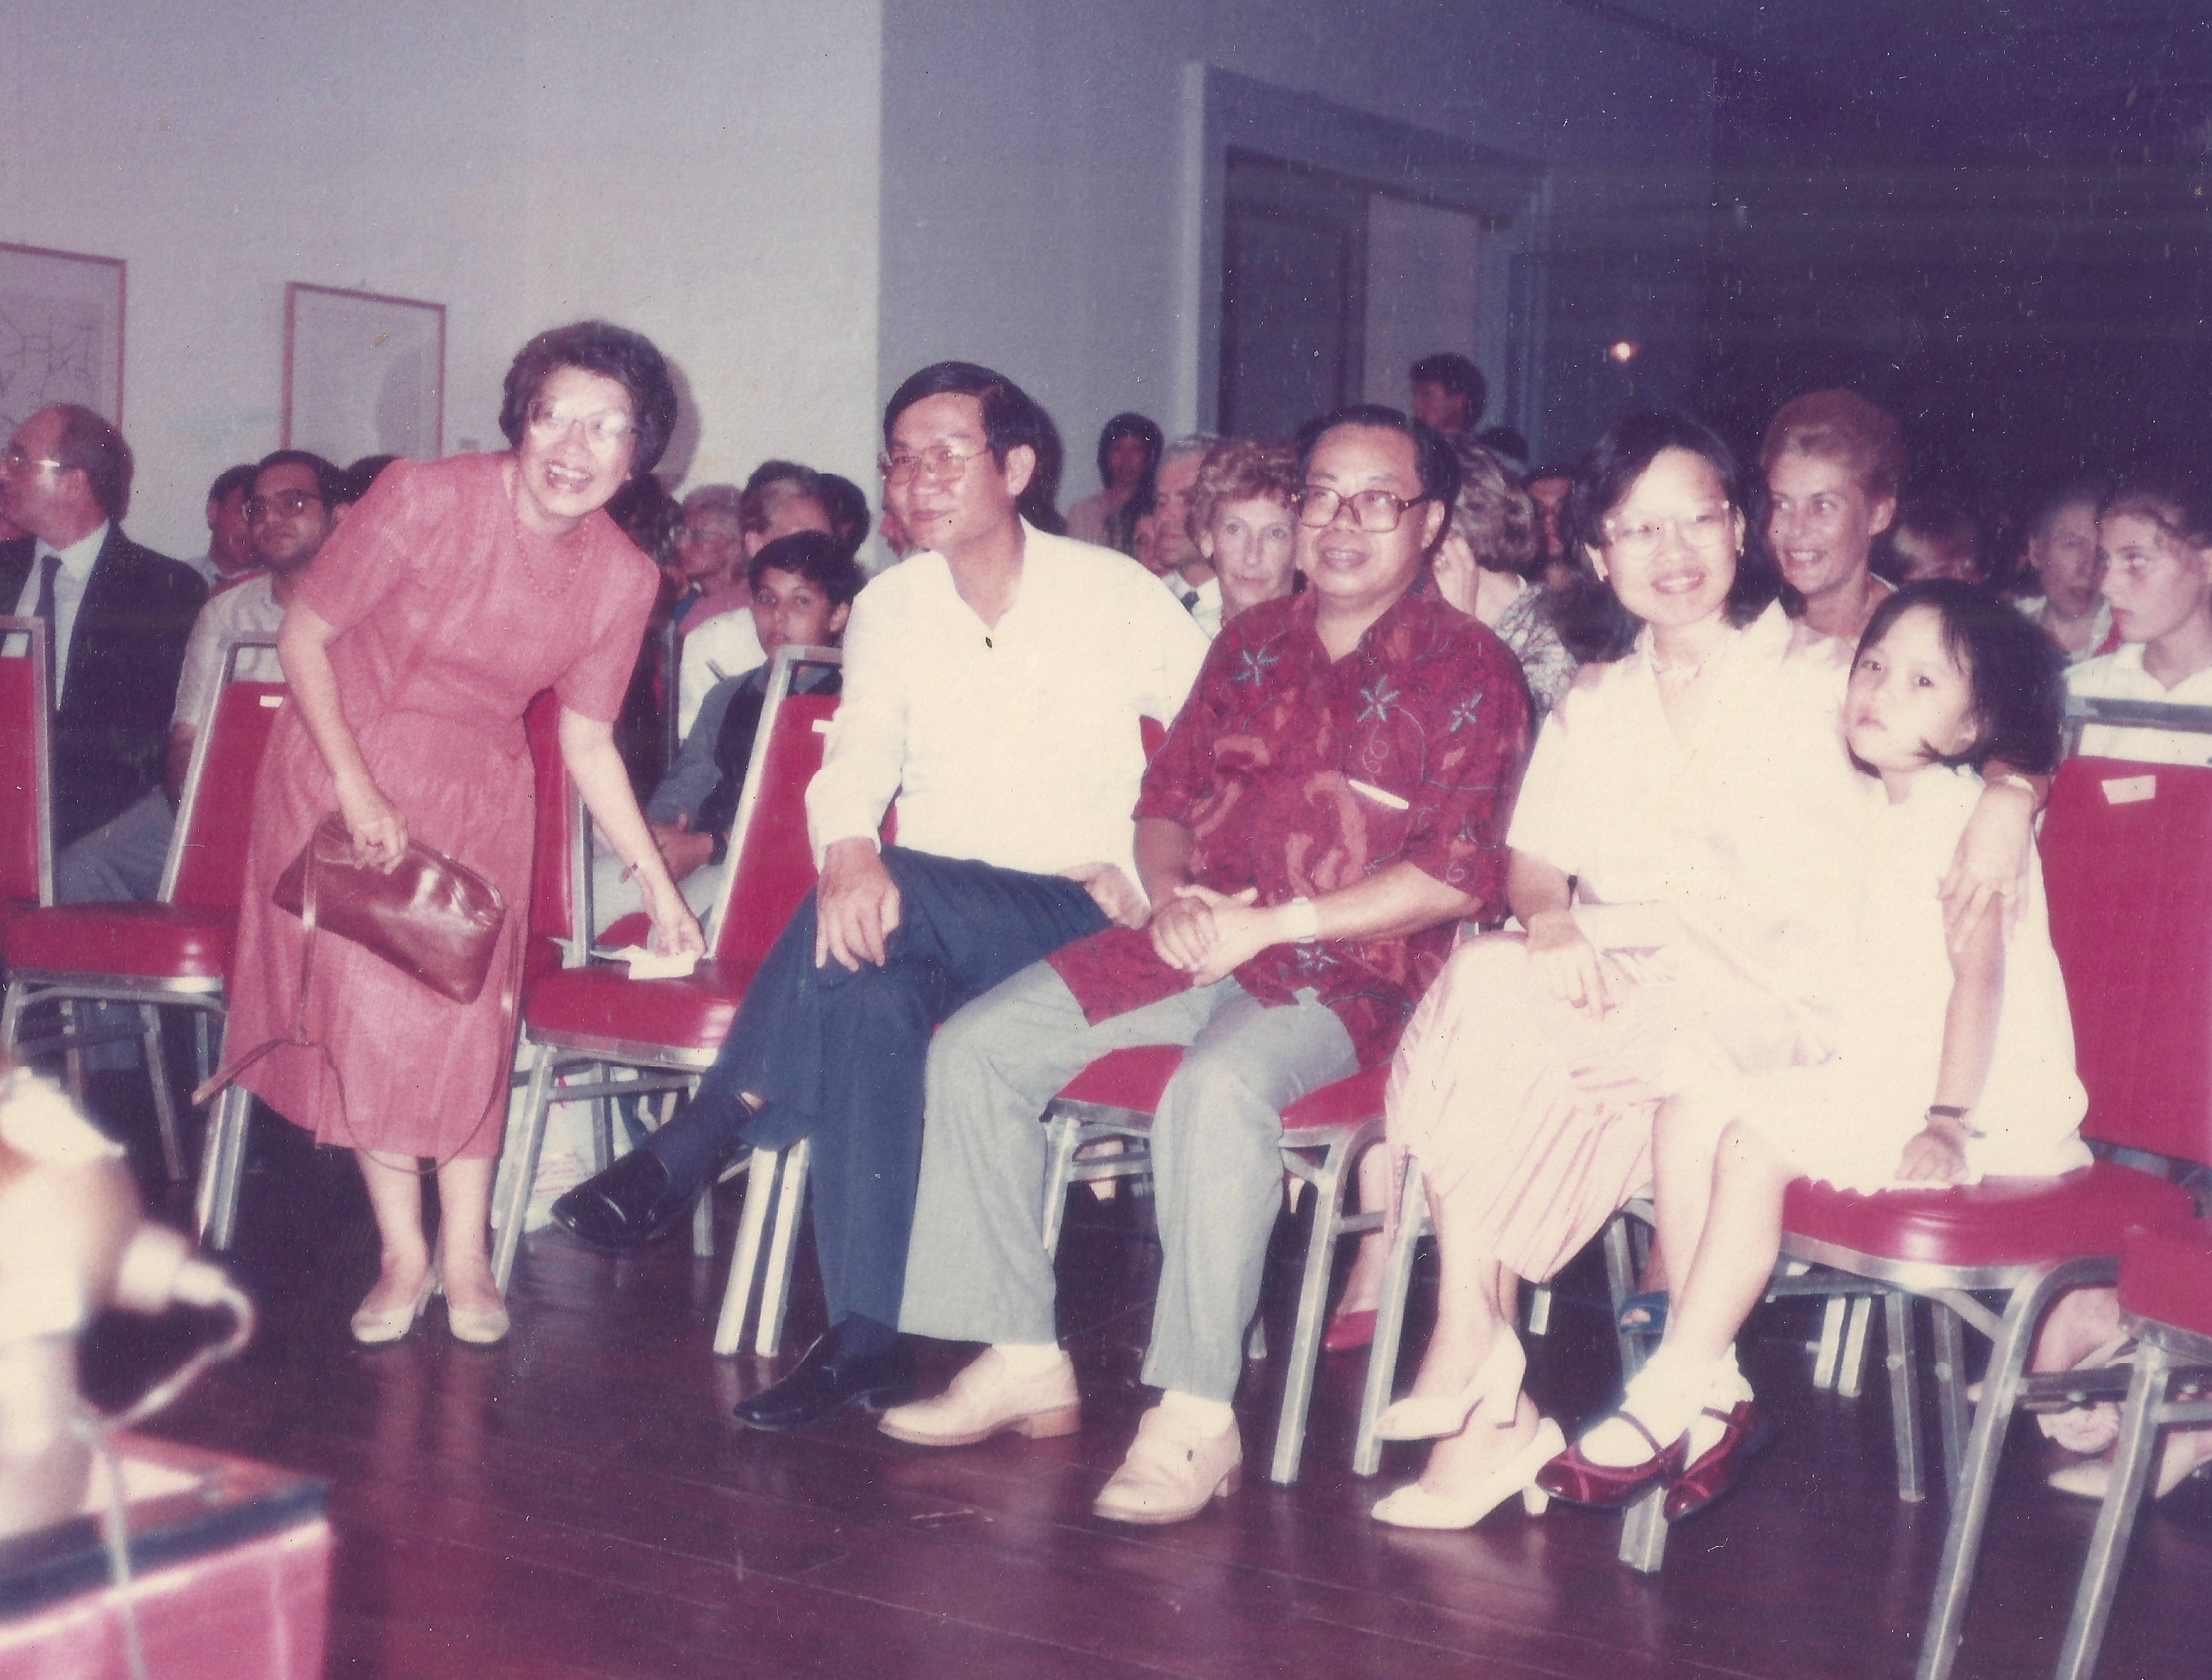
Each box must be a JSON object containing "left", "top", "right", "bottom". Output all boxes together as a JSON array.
[{"left": 5, "top": 636, "right": 281, "bottom": 1182}]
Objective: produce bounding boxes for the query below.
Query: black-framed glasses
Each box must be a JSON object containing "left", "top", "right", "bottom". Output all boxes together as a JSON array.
[
  {"left": 1294, "top": 486, "right": 1433, "bottom": 534},
  {"left": 243, "top": 489, "right": 324, "bottom": 522}
]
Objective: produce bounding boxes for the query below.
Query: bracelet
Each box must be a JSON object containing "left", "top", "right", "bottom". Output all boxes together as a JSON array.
[
  {"left": 1283, "top": 897, "right": 1321, "bottom": 943},
  {"left": 1926, "top": 1104, "right": 1987, "bottom": 1139}
]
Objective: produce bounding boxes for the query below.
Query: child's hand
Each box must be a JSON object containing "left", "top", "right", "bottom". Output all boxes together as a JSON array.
[{"left": 1896, "top": 1124, "right": 1968, "bottom": 1184}]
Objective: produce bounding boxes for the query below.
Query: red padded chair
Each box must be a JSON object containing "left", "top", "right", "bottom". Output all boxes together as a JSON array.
[
  {"left": 1774, "top": 753, "right": 2212, "bottom": 1680},
  {"left": 4, "top": 638, "right": 286, "bottom": 1182},
  {"left": 1034, "top": 1047, "right": 1392, "bottom": 1485},
  {"left": 194, "top": 685, "right": 588, "bottom": 1248},
  {"left": 495, "top": 646, "right": 842, "bottom": 1302},
  {"left": 2052, "top": 1216, "right": 2212, "bottom": 1680},
  {"left": 0, "top": 616, "right": 54, "bottom": 943}
]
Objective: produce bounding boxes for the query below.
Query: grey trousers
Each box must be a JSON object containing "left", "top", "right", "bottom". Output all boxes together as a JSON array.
[
  {"left": 56, "top": 786, "right": 173, "bottom": 904},
  {"left": 900, "top": 961, "right": 1357, "bottom": 1402}
]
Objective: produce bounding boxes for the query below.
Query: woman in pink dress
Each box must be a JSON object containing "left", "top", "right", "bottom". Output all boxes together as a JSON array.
[
  {"left": 1368, "top": 412, "right": 2039, "bottom": 1530},
  {"left": 225, "top": 321, "right": 705, "bottom": 1347}
]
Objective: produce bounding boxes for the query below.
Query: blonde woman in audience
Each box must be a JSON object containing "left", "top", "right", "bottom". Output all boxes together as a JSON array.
[
  {"left": 2066, "top": 471, "right": 2212, "bottom": 764},
  {"left": 1367, "top": 412, "right": 2038, "bottom": 1529},
  {"left": 1762, "top": 389, "right": 1903, "bottom": 642},
  {"left": 223, "top": 321, "right": 703, "bottom": 1348},
  {"left": 1187, "top": 438, "right": 1300, "bottom": 627}
]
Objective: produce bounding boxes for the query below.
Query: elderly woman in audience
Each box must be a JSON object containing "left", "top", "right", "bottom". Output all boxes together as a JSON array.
[
  {"left": 1186, "top": 437, "right": 1300, "bottom": 628},
  {"left": 1067, "top": 412, "right": 1163, "bottom": 548},
  {"left": 1325, "top": 436, "right": 1578, "bottom": 1348},
  {"left": 1365, "top": 411, "right": 2037, "bottom": 1529},
  {"left": 223, "top": 320, "right": 704, "bottom": 1348},
  {"left": 2016, "top": 478, "right": 2115, "bottom": 664}
]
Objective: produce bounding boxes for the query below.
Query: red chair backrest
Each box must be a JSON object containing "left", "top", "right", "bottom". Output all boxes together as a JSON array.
[
  {"left": 0, "top": 617, "right": 52, "bottom": 905},
  {"left": 170, "top": 680, "right": 289, "bottom": 908},
  {"left": 713, "top": 690, "right": 841, "bottom": 971},
  {"left": 523, "top": 689, "right": 582, "bottom": 946},
  {"left": 2041, "top": 755, "right": 2212, "bottom": 1170}
]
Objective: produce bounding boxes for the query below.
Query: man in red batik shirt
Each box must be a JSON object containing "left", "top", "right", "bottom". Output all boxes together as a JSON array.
[{"left": 881, "top": 405, "right": 1531, "bottom": 1525}]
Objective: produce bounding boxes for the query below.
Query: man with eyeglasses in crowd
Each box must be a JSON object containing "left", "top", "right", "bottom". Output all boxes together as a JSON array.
[
  {"left": 878, "top": 405, "right": 1529, "bottom": 1525},
  {"left": 0, "top": 404, "right": 204, "bottom": 867},
  {"left": 46, "top": 449, "right": 355, "bottom": 904},
  {"left": 554, "top": 360, "right": 1208, "bottom": 1431}
]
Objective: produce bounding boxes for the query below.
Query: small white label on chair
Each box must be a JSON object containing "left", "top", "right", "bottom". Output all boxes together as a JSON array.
[
  {"left": 2102, "top": 775, "right": 2156, "bottom": 805},
  {"left": 260, "top": 694, "right": 284, "bottom": 707},
  {"left": 1347, "top": 779, "right": 1410, "bottom": 810},
  {"left": 603, "top": 946, "right": 699, "bottom": 980},
  {"left": 812, "top": 718, "right": 833, "bottom": 733}
]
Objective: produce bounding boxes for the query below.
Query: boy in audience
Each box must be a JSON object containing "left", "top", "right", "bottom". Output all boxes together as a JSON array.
[
  {"left": 1761, "top": 388, "right": 1902, "bottom": 641},
  {"left": 592, "top": 530, "right": 861, "bottom": 935},
  {"left": 2068, "top": 471, "right": 2212, "bottom": 764},
  {"left": 52, "top": 450, "right": 352, "bottom": 903},
  {"left": 676, "top": 463, "right": 839, "bottom": 732}
]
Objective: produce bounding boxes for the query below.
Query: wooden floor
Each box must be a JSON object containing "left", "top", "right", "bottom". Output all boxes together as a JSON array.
[{"left": 82, "top": 1098, "right": 2212, "bottom": 1680}]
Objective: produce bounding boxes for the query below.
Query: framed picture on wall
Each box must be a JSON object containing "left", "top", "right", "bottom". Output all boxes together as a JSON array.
[
  {"left": 283, "top": 283, "right": 445, "bottom": 464},
  {"left": 0, "top": 242, "right": 127, "bottom": 437}
]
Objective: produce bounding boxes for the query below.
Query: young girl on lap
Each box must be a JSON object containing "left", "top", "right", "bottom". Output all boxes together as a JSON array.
[{"left": 1538, "top": 580, "right": 2088, "bottom": 1519}]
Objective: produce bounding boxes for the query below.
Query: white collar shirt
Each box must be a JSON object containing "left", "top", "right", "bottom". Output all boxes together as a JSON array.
[
  {"left": 11, "top": 521, "right": 109, "bottom": 703},
  {"left": 806, "top": 522, "right": 1210, "bottom": 881},
  {"left": 2067, "top": 643, "right": 2212, "bottom": 765},
  {"left": 1165, "top": 570, "right": 1223, "bottom": 640}
]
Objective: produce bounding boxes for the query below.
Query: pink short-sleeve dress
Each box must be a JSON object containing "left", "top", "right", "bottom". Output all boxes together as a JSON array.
[{"left": 225, "top": 453, "right": 656, "bottom": 1160}]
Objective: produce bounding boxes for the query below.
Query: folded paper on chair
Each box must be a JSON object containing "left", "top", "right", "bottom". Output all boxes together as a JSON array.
[{"left": 273, "top": 814, "right": 506, "bottom": 1003}]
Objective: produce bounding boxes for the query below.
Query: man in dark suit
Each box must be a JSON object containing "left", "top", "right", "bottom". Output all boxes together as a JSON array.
[{"left": 0, "top": 404, "right": 205, "bottom": 860}]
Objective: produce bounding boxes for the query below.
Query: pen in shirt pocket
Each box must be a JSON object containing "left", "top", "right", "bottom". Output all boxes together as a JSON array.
[{"left": 1347, "top": 779, "right": 1409, "bottom": 810}]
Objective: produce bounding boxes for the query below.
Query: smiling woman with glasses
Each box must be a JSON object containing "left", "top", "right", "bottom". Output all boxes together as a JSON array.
[{"left": 218, "top": 319, "right": 704, "bottom": 1353}]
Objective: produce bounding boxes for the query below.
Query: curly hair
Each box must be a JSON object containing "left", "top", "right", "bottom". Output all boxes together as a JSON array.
[
  {"left": 1444, "top": 436, "right": 1538, "bottom": 577},
  {"left": 498, "top": 320, "right": 679, "bottom": 477},
  {"left": 1187, "top": 438, "right": 1299, "bottom": 542}
]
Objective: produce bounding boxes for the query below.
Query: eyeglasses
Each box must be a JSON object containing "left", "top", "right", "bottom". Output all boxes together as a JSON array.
[
  {"left": 1293, "top": 486, "right": 1433, "bottom": 534},
  {"left": 879, "top": 444, "right": 990, "bottom": 485},
  {"left": 0, "top": 445, "right": 66, "bottom": 475},
  {"left": 1602, "top": 506, "right": 1735, "bottom": 562},
  {"left": 243, "top": 489, "right": 324, "bottom": 523},
  {"left": 526, "top": 403, "right": 637, "bottom": 452}
]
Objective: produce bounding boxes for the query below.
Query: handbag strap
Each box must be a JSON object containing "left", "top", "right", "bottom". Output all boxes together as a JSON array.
[{"left": 193, "top": 820, "right": 526, "bottom": 1176}]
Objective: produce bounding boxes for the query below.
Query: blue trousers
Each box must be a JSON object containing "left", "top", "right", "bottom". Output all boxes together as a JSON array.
[{"left": 646, "top": 846, "right": 1108, "bottom": 1327}]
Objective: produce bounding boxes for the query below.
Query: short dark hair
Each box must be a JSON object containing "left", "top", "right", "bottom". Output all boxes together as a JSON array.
[
  {"left": 2101, "top": 467, "right": 2212, "bottom": 553},
  {"left": 255, "top": 449, "right": 356, "bottom": 508},
  {"left": 1410, "top": 352, "right": 1487, "bottom": 418},
  {"left": 1095, "top": 412, "right": 1164, "bottom": 487},
  {"left": 207, "top": 463, "right": 258, "bottom": 506},
  {"left": 346, "top": 455, "right": 401, "bottom": 500},
  {"left": 1854, "top": 580, "right": 2065, "bottom": 777},
  {"left": 498, "top": 320, "right": 678, "bottom": 477},
  {"left": 604, "top": 474, "right": 683, "bottom": 563},
  {"left": 2025, "top": 476, "right": 2109, "bottom": 547},
  {"left": 816, "top": 473, "right": 872, "bottom": 552},
  {"left": 1297, "top": 405, "right": 1461, "bottom": 551},
  {"left": 739, "top": 461, "right": 827, "bottom": 534},
  {"left": 746, "top": 529, "right": 865, "bottom": 608},
  {"left": 882, "top": 362, "right": 1065, "bottom": 534},
  {"left": 1554, "top": 410, "right": 1793, "bottom": 663},
  {"left": 50, "top": 404, "right": 131, "bottom": 521}
]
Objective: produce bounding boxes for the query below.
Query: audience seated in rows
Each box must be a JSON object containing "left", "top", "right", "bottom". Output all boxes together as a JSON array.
[
  {"left": 0, "top": 404, "right": 205, "bottom": 854},
  {"left": 1883, "top": 486, "right": 1986, "bottom": 585},
  {"left": 1761, "top": 387, "right": 1904, "bottom": 642},
  {"left": 1409, "top": 351, "right": 1486, "bottom": 439},
  {"left": 591, "top": 530, "right": 863, "bottom": 937},
  {"left": 677, "top": 461, "right": 840, "bottom": 732},
  {"left": 1065, "top": 411, "right": 1161, "bottom": 548},
  {"left": 184, "top": 462, "right": 260, "bottom": 588},
  {"left": 1143, "top": 433, "right": 1224, "bottom": 631},
  {"left": 2014, "top": 478, "right": 2114, "bottom": 664},
  {"left": 1185, "top": 437, "right": 1299, "bottom": 629},
  {"left": 2067, "top": 469, "right": 2212, "bottom": 764},
  {"left": 52, "top": 450, "right": 354, "bottom": 904}
]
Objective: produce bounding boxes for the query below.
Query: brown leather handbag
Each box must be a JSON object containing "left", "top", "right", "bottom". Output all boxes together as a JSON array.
[{"left": 272, "top": 813, "right": 507, "bottom": 1003}]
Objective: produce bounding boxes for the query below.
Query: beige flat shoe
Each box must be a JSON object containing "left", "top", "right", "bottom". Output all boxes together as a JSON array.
[
  {"left": 1373, "top": 1419, "right": 1565, "bottom": 1530},
  {"left": 1092, "top": 1406, "right": 1241, "bottom": 1525},
  {"left": 445, "top": 1291, "right": 511, "bottom": 1347},
  {"left": 351, "top": 1265, "right": 438, "bottom": 1346},
  {"left": 879, "top": 1349, "right": 1081, "bottom": 1447}
]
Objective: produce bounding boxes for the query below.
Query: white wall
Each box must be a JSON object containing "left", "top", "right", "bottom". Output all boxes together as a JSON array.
[
  {"left": 0, "top": 0, "right": 882, "bottom": 560},
  {"left": 879, "top": 0, "right": 1715, "bottom": 477}
]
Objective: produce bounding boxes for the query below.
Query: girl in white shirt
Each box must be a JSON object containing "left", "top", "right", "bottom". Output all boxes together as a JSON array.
[{"left": 2068, "top": 473, "right": 2212, "bottom": 764}]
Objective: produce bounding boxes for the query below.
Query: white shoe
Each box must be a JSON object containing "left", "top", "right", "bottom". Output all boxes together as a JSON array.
[
  {"left": 351, "top": 1265, "right": 438, "bottom": 1346},
  {"left": 1091, "top": 1405, "right": 1241, "bottom": 1525},
  {"left": 1372, "top": 1418, "right": 1565, "bottom": 1530},
  {"left": 1377, "top": 1331, "right": 1527, "bottom": 1442},
  {"left": 879, "top": 1349, "right": 1082, "bottom": 1447},
  {"left": 446, "top": 1292, "right": 511, "bottom": 1347}
]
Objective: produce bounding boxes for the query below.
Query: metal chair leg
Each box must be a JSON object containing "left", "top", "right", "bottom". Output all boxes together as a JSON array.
[
  {"left": 491, "top": 1047, "right": 560, "bottom": 1294},
  {"left": 1618, "top": 1487, "right": 1670, "bottom": 1573},
  {"left": 1814, "top": 1295, "right": 1850, "bottom": 1390},
  {"left": 2054, "top": 1344, "right": 2170, "bottom": 1680},
  {"left": 193, "top": 1084, "right": 252, "bottom": 1250},
  {"left": 757, "top": 1138, "right": 809, "bottom": 1356},
  {"left": 712, "top": 1147, "right": 770, "bottom": 1357},
  {"left": 139, "top": 1004, "right": 185, "bottom": 1181},
  {"left": 1885, "top": 1290, "right": 1926, "bottom": 1504},
  {"left": 1929, "top": 1302, "right": 1971, "bottom": 1500},
  {"left": 1838, "top": 1294, "right": 1876, "bottom": 1400},
  {"left": 1353, "top": 1156, "right": 1425, "bottom": 1478},
  {"left": 1269, "top": 1129, "right": 1365, "bottom": 1486},
  {"left": 1039, "top": 1109, "right": 1084, "bottom": 1260}
]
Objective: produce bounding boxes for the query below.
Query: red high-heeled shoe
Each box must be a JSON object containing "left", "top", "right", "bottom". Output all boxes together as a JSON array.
[
  {"left": 1534, "top": 1410, "right": 1686, "bottom": 1507},
  {"left": 1664, "top": 1400, "right": 1770, "bottom": 1521}
]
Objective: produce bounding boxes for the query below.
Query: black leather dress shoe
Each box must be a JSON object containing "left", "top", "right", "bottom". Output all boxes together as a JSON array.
[
  {"left": 734, "top": 1331, "right": 916, "bottom": 1431},
  {"left": 549, "top": 1151, "right": 694, "bottom": 1253}
]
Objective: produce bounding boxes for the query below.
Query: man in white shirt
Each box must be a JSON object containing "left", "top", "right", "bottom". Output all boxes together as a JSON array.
[
  {"left": 554, "top": 362, "right": 1207, "bottom": 1429},
  {"left": 1153, "top": 434, "right": 1223, "bottom": 636},
  {"left": 2067, "top": 473, "right": 2212, "bottom": 765},
  {"left": 181, "top": 464, "right": 261, "bottom": 588},
  {"left": 52, "top": 451, "right": 352, "bottom": 902}
]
